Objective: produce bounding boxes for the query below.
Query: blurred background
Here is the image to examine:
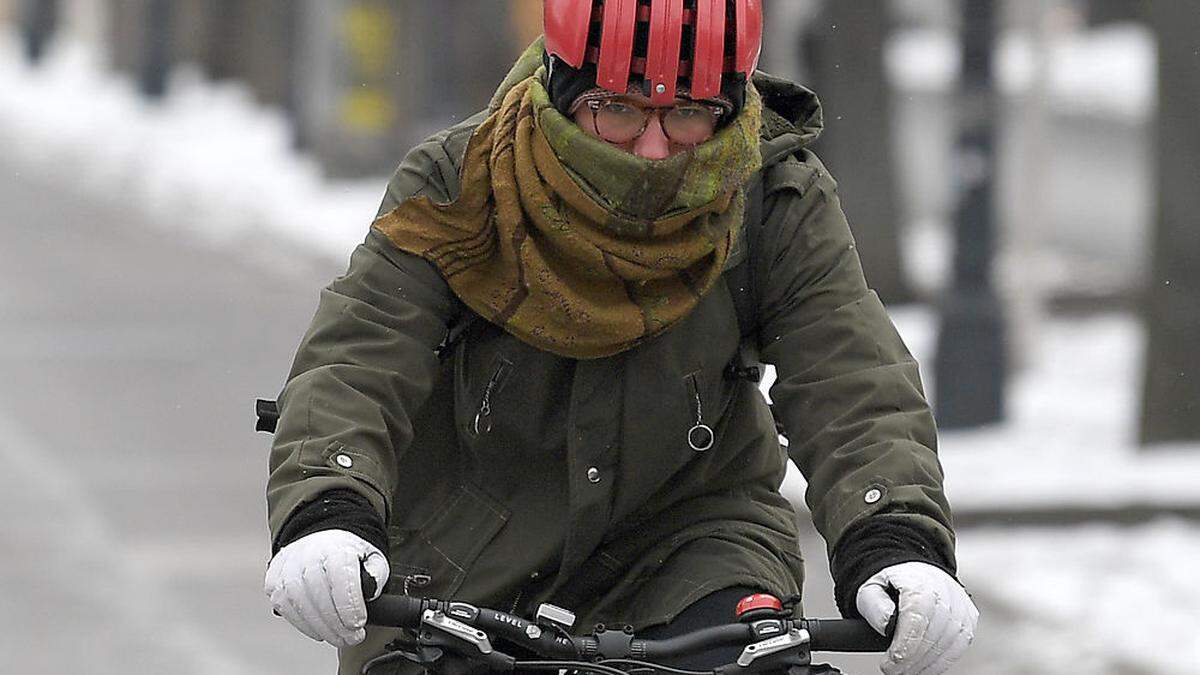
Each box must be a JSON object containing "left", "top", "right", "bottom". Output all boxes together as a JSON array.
[{"left": 1, "top": 1, "right": 1197, "bottom": 673}]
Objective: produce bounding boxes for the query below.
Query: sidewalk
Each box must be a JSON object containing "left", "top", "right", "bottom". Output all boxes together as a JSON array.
[{"left": 0, "top": 157, "right": 340, "bottom": 674}]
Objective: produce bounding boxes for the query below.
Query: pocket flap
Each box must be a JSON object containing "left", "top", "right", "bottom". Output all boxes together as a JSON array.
[{"left": 388, "top": 483, "right": 510, "bottom": 597}]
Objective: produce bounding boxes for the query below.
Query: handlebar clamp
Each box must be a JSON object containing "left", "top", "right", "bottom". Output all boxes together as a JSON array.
[{"left": 592, "top": 624, "right": 636, "bottom": 660}]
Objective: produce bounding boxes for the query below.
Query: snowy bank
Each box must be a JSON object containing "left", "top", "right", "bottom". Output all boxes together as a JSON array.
[
  {"left": 887, "top": 23, "right": 1156, "bottom": 121},
  {"left": 885, "top": 309, "right": 1200, "bottom": 514},
  {"left": 0, "top": 28, "right": 382, "bottom": 261}
]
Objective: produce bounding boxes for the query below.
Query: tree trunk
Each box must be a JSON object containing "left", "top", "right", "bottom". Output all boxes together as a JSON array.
[
  {"left": 20, "top": 0, "right": 59, "bottom": 64},
  {"left": 182, "top": 0, "right": 298, "bottom": 108},
  {"left": 1139, "top": 2, "right": 1200, "bottom": 445},
  {"left": 1087, "top": 0, "right": 1143, "bottom": 27},
  {"left": 802, "top": 0, "right": 914, "bottom": 304},
  {"left": 105, "top": 0, "right": 143, "bottom": 75}
]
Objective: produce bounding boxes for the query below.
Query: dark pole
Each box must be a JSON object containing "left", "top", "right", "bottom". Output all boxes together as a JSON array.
[
  {"left": 284, "top": 0, "right": 303, "bottom": 149},
  {"left": 1139, "top": 2, "right": 1200, "bottom": 445},
  {"left": 201, "top": 0, "right": 241, "bottom": 82},
  {"left": 934, "top": 0, "right": 1006, "bottom": 429},
  {"left": 21, "top": 0, "right": 59, "bottom": 65},
  {"left": 140, "top": 0, "right": 174, "bottom": 99}
]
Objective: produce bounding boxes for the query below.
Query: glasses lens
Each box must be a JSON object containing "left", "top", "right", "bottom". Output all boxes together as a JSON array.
[
  {"left": 590, "top": 99, "right": 721, "bottom": 146},
  {"left": 594, "top": 101, "right": 646, "bottom": 143},
  {"left": 663, "top": 105, "right": 718, "bottom": 145}
]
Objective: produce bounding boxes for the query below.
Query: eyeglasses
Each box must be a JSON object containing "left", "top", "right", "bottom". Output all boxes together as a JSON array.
[{"left": 570, "top": 95, "right": 729, "bottom": 146}]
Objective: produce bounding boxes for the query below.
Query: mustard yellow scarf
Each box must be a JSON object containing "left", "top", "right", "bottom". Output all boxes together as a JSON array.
[{"left": 373, "top": 47, "right": 761, "bottom": 358}]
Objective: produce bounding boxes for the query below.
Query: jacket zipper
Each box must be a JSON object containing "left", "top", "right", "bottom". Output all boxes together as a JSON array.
[
  {"left": 685, "top": 373, "right": 715, "bottom": 452},
  {"left": 473, "top": 357, "right": 514, "bottom": 436},
  {"left": 508, "top": 587, "right": 526, "bottom": 614}
]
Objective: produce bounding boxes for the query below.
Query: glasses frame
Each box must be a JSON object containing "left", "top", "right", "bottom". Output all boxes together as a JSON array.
[{"left": 571, "top": 94, "right": 731, "bottom": 147}]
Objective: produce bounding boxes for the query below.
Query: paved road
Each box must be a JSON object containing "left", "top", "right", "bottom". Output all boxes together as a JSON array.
[
  {"left": 0, "top": 161, "right": 339, "bottom": 673},
  {"left": 0, "top": 161, "right": 1019, "bottom": 674}
]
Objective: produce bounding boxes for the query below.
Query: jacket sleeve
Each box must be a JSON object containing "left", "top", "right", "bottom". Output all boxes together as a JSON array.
[
  {"left": 265, "top": 130, "right": 471, "bottom": 549},
  {"left": 755, "top": 152, "right": 956, "bottom": 575}
]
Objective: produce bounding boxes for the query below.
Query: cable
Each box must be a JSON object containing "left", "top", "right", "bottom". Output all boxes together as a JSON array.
[
  {"left": 513, "top": 660, "right": 631, "bottom": 675},
  {"left": 548, "top": 621, "right": 580, "bottom": 653},
  {"left": 360, "top": 650, "right": 409, "bottom": 674},
  {"left": 599, "top": 658, "right": 715, "bottom": 675}
]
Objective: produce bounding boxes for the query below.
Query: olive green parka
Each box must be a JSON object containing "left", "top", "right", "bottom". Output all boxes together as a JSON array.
[{"left": 265, "top": 72, "right": 955, "bottom": 674}]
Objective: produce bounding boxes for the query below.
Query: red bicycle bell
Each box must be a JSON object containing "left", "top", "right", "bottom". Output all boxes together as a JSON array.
[{"left": 735, "top": 593, "right": 785, "bottom": 622}]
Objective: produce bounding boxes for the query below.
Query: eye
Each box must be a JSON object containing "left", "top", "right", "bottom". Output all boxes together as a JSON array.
[
  {"left": 602, "top": 102, "right": 635, "bottom": 116},
  {"left": 673, "top": 106, "right": 705, "bottom": 119}
]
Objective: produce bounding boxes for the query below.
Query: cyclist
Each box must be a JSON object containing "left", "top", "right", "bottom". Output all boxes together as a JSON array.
[{"left": 264, "top": 2, "right": 978, "bottom": 674}]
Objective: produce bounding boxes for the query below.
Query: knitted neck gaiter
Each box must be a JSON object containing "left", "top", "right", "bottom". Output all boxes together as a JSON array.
[{"left": 372, "top": 42, "right": 762, "bottom": 358}]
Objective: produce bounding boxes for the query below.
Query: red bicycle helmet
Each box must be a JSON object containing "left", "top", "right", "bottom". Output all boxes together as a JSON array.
[{"left": 544, "top": 0, "right": 763, "bottom": 105}]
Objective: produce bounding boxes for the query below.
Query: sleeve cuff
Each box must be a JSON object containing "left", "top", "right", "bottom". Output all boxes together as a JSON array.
[
  {"left": 830, "top": 516, "right": 959, "bottom": 618},
  {"left": 272, "top": 488, "right": 389, "bottom": 556}
]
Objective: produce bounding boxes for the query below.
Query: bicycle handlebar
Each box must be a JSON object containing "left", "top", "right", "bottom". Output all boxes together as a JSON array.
[
  {"left": 802, "top": 619, "right": 890, "bottom": 653},
  {"left": 364, "top": 593, "right": 890, "bottom": 656},
  {"left": 366, "top": 592, "right": 425, "bottom": 627}
]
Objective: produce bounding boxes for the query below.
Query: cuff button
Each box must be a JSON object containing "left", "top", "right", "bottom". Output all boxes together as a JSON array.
[
  {"left": 864, "top": 488, "right": 883, "bottom": 504},
  {"left": 335, "top": 454, "right": 354, "bottom": 469}
]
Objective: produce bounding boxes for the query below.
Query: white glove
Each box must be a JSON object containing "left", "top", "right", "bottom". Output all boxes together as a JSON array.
[
  {"left": 264, "top": 530, "right": 390, "bottom": 649},
  {"left": 856, "top": 561, "right": 979, "bottom": 675}
]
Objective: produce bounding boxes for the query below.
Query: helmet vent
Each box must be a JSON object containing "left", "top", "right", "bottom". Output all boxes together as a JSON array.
[{"left": 546, "top": 0, "right": 761, "bottom": 102}]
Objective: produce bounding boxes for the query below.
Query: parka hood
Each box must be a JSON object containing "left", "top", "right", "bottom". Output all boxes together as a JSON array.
[{"left": 751, "top": 71, "right": 824, "bottom": 166}]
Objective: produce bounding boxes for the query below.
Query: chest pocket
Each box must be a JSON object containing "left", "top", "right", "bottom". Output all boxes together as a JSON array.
[{"left": 451, "top": 320, "right": 571, "bottom": 458}]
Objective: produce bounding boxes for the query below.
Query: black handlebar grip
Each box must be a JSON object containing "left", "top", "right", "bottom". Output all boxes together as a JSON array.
[
  {"left": 359, "top": 561, "right": 424, "bottom": 628},
  {"left": 803, "top": 619, "right": 892, "bottom": 653},
  {"left": 366, "top": 594, "right": 425, "bottom": 628}
]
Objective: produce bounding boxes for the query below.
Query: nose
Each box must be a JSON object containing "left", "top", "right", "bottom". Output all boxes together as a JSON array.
[{"left": 632, "top": 113, "right": 671, "bottom": 160}]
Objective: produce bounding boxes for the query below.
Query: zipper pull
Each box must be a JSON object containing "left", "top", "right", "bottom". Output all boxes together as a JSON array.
[
  {"left": 402, "top": 573, "right": 432, "bottom": 596},
  {"left": 473, "top": 397, "right": 493, "bottom": 435},
  {"left": 687, "top": 374, "right": 715, "bottom": 452},
  {"left": 472, "top": 359, "right": 513, "bottom": 436}
]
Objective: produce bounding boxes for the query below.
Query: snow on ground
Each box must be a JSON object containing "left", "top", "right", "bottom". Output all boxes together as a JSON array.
[
  {"left": 0, "top": 28, "right": 382, "bottom": 263},
  {"left": 885, "top": 308, "right": 1200, "bottom": 512},
  {"left": 882, "top": 310, "right": 1200, "bottom": 675},
  {"left": 779, "top": 309, "right": 1200, "bottom": 516},
  {"left": 3, "top": 23, "right": 1197, "bottom": 675},
  {"left": 957, "top": 521, "right": 1200, "bottom": 675}
]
